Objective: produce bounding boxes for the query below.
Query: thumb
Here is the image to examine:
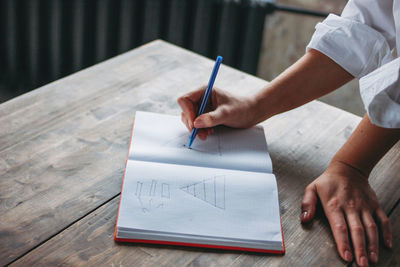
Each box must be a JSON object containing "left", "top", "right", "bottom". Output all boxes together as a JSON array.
[
  {"left": 194, "top": 109, "right": 225, "bottom": 128},
  {"left": 301, "top": 184, "right": 318, "bottom": 223}
]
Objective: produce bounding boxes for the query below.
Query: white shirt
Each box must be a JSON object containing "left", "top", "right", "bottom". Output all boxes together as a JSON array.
[{"left": 306, "top": 0, "right": 400, "bottom": 128}]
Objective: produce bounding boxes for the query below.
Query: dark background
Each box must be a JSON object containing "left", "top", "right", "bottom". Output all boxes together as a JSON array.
[{"left": 0, "top": 0, "right": 274, "bottom": 103}]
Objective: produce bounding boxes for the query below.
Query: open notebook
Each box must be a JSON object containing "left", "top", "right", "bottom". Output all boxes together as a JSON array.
[{"left": 115, "top": 111, "right": 284, "bottom": 253}]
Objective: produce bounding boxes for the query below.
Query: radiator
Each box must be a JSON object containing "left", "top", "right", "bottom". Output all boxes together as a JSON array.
[{"left": 0, "top": 0, "right": 274, "bottom": 98}]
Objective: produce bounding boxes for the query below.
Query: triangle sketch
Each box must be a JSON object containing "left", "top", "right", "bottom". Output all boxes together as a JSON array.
[{"left": 180, "top": 175, "right": 226, "bottom": 210}]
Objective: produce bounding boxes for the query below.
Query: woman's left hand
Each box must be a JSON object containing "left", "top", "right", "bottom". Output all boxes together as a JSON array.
[{"left": 301, "top": 161, "right": 392, "bottom": 267}]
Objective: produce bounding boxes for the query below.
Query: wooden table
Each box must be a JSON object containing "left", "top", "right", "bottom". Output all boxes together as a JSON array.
[{"left": 1, "top": 40, "right": 399, "bottom": 266}]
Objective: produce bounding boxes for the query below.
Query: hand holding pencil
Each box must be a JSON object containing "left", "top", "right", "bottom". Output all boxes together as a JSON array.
[
  {"left": 178, "top": 86, "right": 259, "bottom": 140},
  {"left": 177, "top": 62, "right": 263, "bottom": 145},
  {"left": 186, "top": 56, "right": 223, "bottom": 148}
]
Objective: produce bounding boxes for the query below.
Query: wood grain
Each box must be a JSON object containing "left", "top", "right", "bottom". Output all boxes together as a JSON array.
[
  {"left": 0, "top": 40, "right": 267, "bottom": 265},
  {"left": 377, "top": 202, "right": 400, "bottom": 266},
  {"left": 1, "top": 40, "right": 399, "bottom": 266},
  {"left": 12, "top": 101, "right": 400, "bottom": 266}
]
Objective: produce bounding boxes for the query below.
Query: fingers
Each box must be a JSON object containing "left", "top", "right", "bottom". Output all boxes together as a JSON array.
[
  {"left": 178, "top": 86, "right": 207, "bottom": 130},
  {"left": 182, "top": 86, "right": 207, "bottom": 103},
  {"left": 178, "top": 99, "right": 196, "bottom": 131},
  {"left": 376, "top": 208, "right": 392, "bottom": 248},
  {"left": 178, "top": 86, "right": 218, "bottom": 141},
  {"left": 181, "top": 112, "right": 191, "bottom": 131},
  {"left": 301, "top": 184, "right": 318, "bottom": 223},
  {"left": 346, "top": 212, "right": 368, "bottom": 266},
  {"left": 346, "top": 209, "right": 391, "bottom": 266},
  {"left": 361, "top": 211, "right": 378, "bottom": 263},
  {"left": 194, "top": 108, "right": 225, "bottom": 128},
  {"left": 325, "top": 210, "right": 353, "bottom": 262},
  {"left": 197, "top": 128, "right": 213, "bottom": 140}
]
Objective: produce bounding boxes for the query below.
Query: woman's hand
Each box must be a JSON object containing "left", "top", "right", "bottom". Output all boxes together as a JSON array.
[
  {"left": 301, "top": 161, "right": 392, "bottom": 266},
  {"left": 177, "top": 86, "right": 258, "bottom": 139}
]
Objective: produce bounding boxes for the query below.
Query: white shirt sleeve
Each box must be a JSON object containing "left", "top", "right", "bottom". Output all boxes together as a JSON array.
[
  {"left": 306, "top": 14, "right": 393, "bottom": 78},
  {"left": 360, "top": 58, "right": 400, "bottom": 128},
  {"left": 306, "top": 0, "right": 400, "bottom": 128}
]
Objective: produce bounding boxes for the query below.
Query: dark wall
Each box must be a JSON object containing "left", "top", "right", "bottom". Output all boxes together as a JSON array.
[{"left": 0, "top": 0, "right": 270, "bottom": 102}]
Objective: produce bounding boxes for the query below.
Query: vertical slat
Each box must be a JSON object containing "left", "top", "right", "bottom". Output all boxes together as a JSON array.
[
  {"left": 132, "top": 0, "right": 145, "bottom": 48},
  {"left": 0, "top": 0, "right": 16, "bottom": 102},
  {"left": 95, "top": 0, "right": 122, "bottom": 64},
  {"left": 15, "top": 0, "right": 29, "bottom": 94},
  {"left": 38, "top": 0, "right": 52, "bottom": 85},
  {"left": 119, "top": 0, "right": 136, "bottom": 53},
  {"left": 184, "top": 0, "right": 197, "bottom": 49},
  {"left": 60, "top": 0, "right": 74, "bottom": 77},
  {"left": 106, "top": 0, "right": 121, "bottom": 59},
  {"left": 142, "top": 0, "right": 167, "bottom": 44},
  {"left": 82, "top": 0, "right": 97, "bottom": 68},
  {"left": 165, "top": 0, "right": 192, "bottom": 47},
  {"left": 191, "top": 0, "right": 221, "bottom": 58},
  {"left": 96, "top": 0, "right": 108, "bottom": 63},
  {"left": 107, "top": 0, "right": 121, "bottom": 58},
  {"left": 72, "top": 0, "right": 85, "bottom": 73},
  {"left": 49, "top": 0, "right": 62, "bottom": 81},
  {"left": 27, "top": 0, "right": 39, "bottom": 89},
  {"left": 215, "top": 0, "right": 243, "bottom": 68},
  {"left": 0, "top": 0, "right": 6, "bottom": 84},
  {"left": 238, "top": 1, "right": 267, "bottom": 74}
]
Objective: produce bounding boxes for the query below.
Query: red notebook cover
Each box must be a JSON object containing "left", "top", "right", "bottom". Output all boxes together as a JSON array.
[{"left": 114, "top": 119, "right": 285, "bottom": 254}]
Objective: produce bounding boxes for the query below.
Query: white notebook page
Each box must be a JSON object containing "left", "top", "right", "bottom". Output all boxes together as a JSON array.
[
  {"left": 118, "top": 160, "right": 282, "bottom": 246},
  {"left": 129, "top": 111, "right": 273, "bottom": 173}
]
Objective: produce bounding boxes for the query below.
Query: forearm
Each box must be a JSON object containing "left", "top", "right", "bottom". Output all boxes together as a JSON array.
[
  {"left": 252, "top": 49, "right": 354, "bottom": 123},
  {"left": 331, "top": 115, "right": 400, "bottom": 177}
]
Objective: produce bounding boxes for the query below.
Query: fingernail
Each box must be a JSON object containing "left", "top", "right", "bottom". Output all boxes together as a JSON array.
[
  {"left": 360, "top": 256, "right": 368, "bottom": 267},
  {"left": 387, "top": 239, "right": 392, "bottom": 248},
  {"left": 301, "top": 211, "right": 308, "bottom": 221},
  {"left": 344, "top": 250, "right": 352, "bottom": 262},
  {"left": 194, "top": 120, "right": 204, "bottom": 128},
  {"left": 369, "top": 251, "right": 378, "bottom": 263}
]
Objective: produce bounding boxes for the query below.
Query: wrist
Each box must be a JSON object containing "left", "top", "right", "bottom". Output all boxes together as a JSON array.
[
  {"left": 328, "top": 159, "right": 370, "bottom": 180},
  {"left": 251, "top": 85, "right": 276, "bottom": 124},
  {"left": 328, "top": 115, "right": 399, "bottom": 180}
]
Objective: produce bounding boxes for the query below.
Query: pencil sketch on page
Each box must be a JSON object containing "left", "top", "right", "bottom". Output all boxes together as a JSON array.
[
  {"left": 161, "top": 128, "right": 223, "bottom": 156},
  {"left": 180, "top": 175, "right": 226, "bottom": 210},
  {"left": 134, "top": 179, "right": 170, "bottom": 213}
]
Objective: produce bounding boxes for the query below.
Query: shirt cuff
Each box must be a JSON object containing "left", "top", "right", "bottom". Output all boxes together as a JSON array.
[
  {"left": 306, "top": 14, "right": 393, "bottom": 79},
  {"left": 360, "top": 58, "right": 400, "bottom": 128}
]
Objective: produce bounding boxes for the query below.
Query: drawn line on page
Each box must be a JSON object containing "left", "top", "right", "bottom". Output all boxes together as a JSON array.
[
  {"left": 149, "top": 180, "right": 157, "bottom": 196},
  {"left": 216, "top": 127, "right": 222, "bottom": 156},
  {"left": 134, "top": 179, "right": 171, "bottom": 213},
  {"left": 161, "top": 183, "right": 170, "bottom": 199},
  {"left": 135, "top": 182, "right": 143, "bottom": 197},
  {"left": 161, "top": 132, "right": 189, "bottom": 149},
  {"left": 161, "top": 129, "right": 223, "bottom": 156},
  {"left": 180, "top": 175, "right": 226, "bottom": 210}
]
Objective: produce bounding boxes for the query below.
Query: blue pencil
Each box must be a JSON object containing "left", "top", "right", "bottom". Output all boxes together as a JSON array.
[{"left": 188, "top": 56, "right": 223, "bottom": 148}]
